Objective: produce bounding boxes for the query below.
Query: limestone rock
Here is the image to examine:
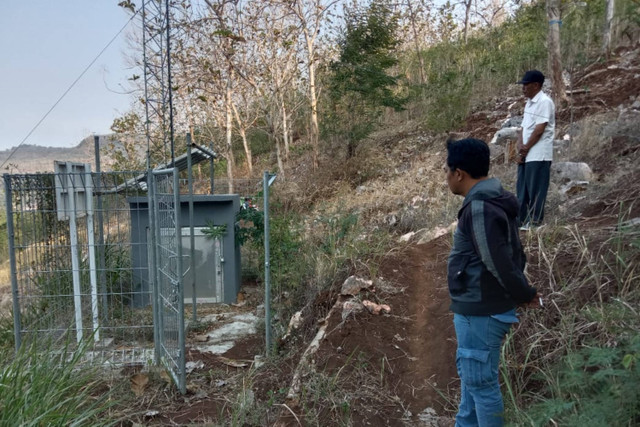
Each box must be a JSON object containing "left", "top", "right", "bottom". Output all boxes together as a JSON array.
[
  {"left": 342, "top": 300, "right": 365, "bottom": 320},
  {"left": 416, "top": 222, "right": 457, "bottom": 244},
  {"left": 560, "top": 180, "right": 589, "bottom": 196},
  {"left": 399, "top": 231, "right": 415, "bottom": 242},
  {"left": 341, "top": 276, "right": 373, "bottom": 296},
  {"left": 490, "top": 127, "right": 519, "bottom": 145},
  {"left": 552, "top": 162, "right": 593, "bottom": 182},
  {"left": 362, "top": 300, "right": 391, "bottom": 315}
]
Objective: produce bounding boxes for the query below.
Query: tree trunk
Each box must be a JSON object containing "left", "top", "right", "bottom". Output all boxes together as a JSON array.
[
  {"left": 406, "top": 0, "right": 425, "bottom": 84},
  {"left": 463, "top": 0, "right": 472, "bottom": 44},
  {"left": 304, "top": 30, "right": 320, "bottom": 170},
  {"left": 547, "top": 0, "right": 567, "bottom": 106},
  {"left": 231, "top": 102, "right": 253, "bottom": 175},
  {"left": 238, "top": 127, "right": 252, "bottom": 176},
  {"left": 281, "top": 95, "right": 290, "bottom": 159},
  {"left": 225, "top": 75, "right": 235, "bottom": 194},
  {"left": 602, "top": 0, "right": 615, "bottom": 56},
  {"left": 275, "top": 135, "right": 286, "bottom": 181}
]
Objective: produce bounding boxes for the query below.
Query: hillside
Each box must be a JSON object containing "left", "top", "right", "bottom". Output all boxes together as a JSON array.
[
  {"left": 0, "top": 134, "right": 117, "bottom": 173},
  {"left": 96, "top": 45, "right": 640, "bottom": 426},
  {"left": 267, "top": 46, "right": 640, "bottom": 425}
]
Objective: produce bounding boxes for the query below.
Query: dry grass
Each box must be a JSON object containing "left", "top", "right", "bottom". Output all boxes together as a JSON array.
[
  {"left": 307, "top": 129, "right": 462, "bottom": 239},
  {"left": 501, "top": 220, "right": 640, "bottom": 421}
]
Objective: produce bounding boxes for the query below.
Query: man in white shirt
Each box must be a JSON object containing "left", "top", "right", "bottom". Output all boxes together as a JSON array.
[{"left": 516, "top": 70, "right": 555, "bottom": 229}]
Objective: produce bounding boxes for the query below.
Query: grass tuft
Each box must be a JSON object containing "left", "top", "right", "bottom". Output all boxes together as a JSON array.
[{"left": 0, "top": 338, "right": 117, "bottom": 426}]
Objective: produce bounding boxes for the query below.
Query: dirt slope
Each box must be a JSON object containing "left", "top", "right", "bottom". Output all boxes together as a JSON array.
[{"left": 312, "top": 237, "right": 457, "bottom": 425}]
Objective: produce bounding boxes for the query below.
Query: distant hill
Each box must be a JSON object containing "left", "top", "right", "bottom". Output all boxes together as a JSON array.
[{"left": 0, "top": 135, "right": 120, "bottom": 174}]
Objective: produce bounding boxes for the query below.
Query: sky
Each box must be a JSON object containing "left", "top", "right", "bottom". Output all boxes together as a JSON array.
[{"left": 0, "top": 1, "right": 137, "bottom": 151}]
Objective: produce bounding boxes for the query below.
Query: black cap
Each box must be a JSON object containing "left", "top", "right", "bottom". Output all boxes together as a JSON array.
[{"left": 517, "top": 70, "right": 545, "bottom": 84}]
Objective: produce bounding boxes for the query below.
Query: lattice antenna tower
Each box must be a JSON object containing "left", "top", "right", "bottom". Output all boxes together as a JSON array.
[{"left": 142, "top": 0, "right": 176, "bottom": 168}]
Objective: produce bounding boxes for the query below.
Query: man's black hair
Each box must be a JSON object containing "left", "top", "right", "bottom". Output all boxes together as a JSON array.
[{"left": 446, "top": 138, "right": 490, "bottom": 179}]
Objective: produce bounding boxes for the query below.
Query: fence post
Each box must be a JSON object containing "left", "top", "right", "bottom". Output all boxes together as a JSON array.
[
  {"left": 263, "top": 171, "right": 276, "bottom": 354},
  {"left": 173, "top": 167, "right": 186, "bottom": 394},
  {"left": 4, "top": 175, "right": 22, "bottom": 351},
  {"left": 85, "top": 170, "right": 100, "bottom": 342},
  {"left": 148, "top": 171, "right": 161, "bottom": 364},
  {"left": 66, "top": 172, "right": 84, "bottom": 343},
  {"left": 94, "top": 136, "right": 108, "bottom": 324},
  {"left": 187, "top": 135, "right": 196, "bottom": 322}
]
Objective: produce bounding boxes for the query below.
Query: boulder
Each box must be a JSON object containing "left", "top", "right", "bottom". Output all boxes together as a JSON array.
[
  {"left": 490, "top": 127, "right": 519, "bottom": 145},
  {"left": 342, "top": 300, "right": 365, "bottom": 320},
  {"left": 489, "top": 143, "right": 505, "bottom": 159},
  {"left": 341, "top": 276, "right": 373, "bottom": 296},
  {"left": 560, "top": 180, "right": 589, "bottom": 196},
  {"left": 551, "top": 162, "right": 593, "bottom": 183},
  {"left": 501, "top": 115, "right": 523, "bottom": 128}
]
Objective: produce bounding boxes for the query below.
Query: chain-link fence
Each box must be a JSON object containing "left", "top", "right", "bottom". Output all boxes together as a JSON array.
[
  {"left": 4, "top": 168, "right": 271, "bottom": 385},
  {"left": 5, "top": 170, "right": 155, "bottom": 365}
]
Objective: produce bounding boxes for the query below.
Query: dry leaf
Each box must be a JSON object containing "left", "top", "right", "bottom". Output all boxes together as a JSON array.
[
  {"left": 217, "top": 356, "right": 248, "bottom": 368},
  {"left": 194, "top": 334, "right": 209, "bottom": 342},
  {"left": 130, "top": 373, "right": 149, "bottom": 396},
  {"left": 160, "top": 370, "right": 171, "bottom": 383}
]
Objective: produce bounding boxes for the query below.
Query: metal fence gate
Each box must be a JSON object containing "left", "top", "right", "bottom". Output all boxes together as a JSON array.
[{"left": 149, "top": 168, "right": 185, "bottom": 393}]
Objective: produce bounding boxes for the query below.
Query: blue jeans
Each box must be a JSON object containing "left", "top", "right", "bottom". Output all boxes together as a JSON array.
[{"left": 454, "top": 314, "right": 513, "bottom": 427}]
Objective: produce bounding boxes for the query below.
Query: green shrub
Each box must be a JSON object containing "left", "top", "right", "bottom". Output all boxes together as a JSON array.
[{"left": 527, "top": 335, "right": 640, "bottom": 426}]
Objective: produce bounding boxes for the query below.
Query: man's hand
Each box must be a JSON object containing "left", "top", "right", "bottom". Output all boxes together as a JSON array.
[
  {"left": 517, "top": 146, "right": 529, "bottom": 164},
  {"left": 521, "top": 294, "right": 543, "bottom": 309}
]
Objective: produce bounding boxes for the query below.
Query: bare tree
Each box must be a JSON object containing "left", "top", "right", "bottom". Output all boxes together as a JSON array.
[
  {"left": 547, "top": 0, "right": 567, "bottom": 105},
  {"left": 602, "top": 0, "right": 615, "bottom": 56},
  {"left": 462, "top": 0, "right": 473, "bottom": 43},
  {"left": 200, "top": 0, "right": 253, "bottom": 192},
  {"left": 475, "top": 0, "right": 510, "bottom": 28},
  {"left": 285, "top": 0, "right": 340, "bottom": 169},
  {"left": 230, "top": 92, "right": 257, "bottom": 176},
  {"left": 249, "top": 2, "right": 301, "bottom": 161},
  {"left": 398, "top": 0, "right": 434, "bottom": 84}
]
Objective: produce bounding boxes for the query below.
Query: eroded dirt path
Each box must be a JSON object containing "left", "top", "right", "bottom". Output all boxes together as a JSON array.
[{"left": 306, "top": 235, "right": 457, "bottom": 425}]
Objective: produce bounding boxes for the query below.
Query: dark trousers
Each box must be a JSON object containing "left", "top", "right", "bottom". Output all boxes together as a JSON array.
[{"left": 517, "top": 161, "right": 551, "bottom": 225}]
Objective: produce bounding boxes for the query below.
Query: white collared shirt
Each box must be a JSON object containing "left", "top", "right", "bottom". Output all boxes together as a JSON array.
[{"left": 522, "top": 90, "right": 555, "bottom": 162}]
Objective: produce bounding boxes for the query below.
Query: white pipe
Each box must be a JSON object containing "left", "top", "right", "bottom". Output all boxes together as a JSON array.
[
  {"left": 85, "top": 169, "right": 100, "bottom": 342},
  {"left": 67, "top": 172, "right": 83, "bottom": 343}
]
